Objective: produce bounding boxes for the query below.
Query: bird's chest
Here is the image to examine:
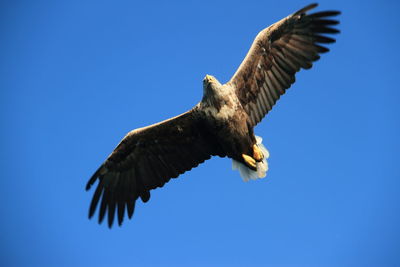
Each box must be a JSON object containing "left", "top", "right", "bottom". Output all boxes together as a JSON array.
[
  {"left": 200, "top": 93, "right": 248, "bottom": 136},
  {"left": 201, "top": 91, "right": 242, "bottom": 120}
]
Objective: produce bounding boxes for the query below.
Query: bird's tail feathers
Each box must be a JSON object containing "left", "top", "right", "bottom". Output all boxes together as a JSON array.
[{"left": 232, "top": 136, "right": 269, "bottom": 182}]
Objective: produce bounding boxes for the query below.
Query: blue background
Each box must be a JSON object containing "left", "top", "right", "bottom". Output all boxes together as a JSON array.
[{"left": 1, "top": 0, "right": 399, "bottom": 266}]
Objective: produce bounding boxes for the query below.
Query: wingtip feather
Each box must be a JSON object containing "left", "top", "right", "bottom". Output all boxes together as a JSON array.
[
  {"left": 140, "top": 191, "right": 151, "bottom": 203},
  {"left": 294, "top": 3, "right": 318, "bottom": 16},
  {"left": 86, "top": 165, "right": 104, "bottom": 191},
  {"left": 310, "top": 10, "right": 341, "bottom": 18}
]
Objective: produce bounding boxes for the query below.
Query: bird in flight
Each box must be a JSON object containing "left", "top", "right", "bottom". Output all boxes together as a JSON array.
[{"left": 86, "top": 3, "right": 340, "bottom": 227}]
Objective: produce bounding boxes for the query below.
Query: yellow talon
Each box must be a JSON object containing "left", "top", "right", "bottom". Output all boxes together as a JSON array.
[
  {"left": 242, "top": 154, "right": 256, "bottom": 168},
  {"left": 253, "top": 144, "right": 264, "bottom": 162}
]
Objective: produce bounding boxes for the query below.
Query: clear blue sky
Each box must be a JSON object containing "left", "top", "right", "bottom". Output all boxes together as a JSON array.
[{"left": 1, "top": 0, "right": 399, "bottom": 266}]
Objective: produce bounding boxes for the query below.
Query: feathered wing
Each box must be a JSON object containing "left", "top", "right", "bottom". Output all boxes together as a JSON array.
[
  {"left": 86, "top": 109, "right": 224, "bottom": 227},
  {"left": 227, "top": 3, "right": 340, "bottom": 127}
]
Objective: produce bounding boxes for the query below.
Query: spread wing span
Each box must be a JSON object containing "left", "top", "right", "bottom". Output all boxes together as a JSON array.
[
  {"left": 86, "top": 110, "right": 223, "bottom": 227},
  {"left": 228, "top": 3, "right": 340, "bottom": 126}
]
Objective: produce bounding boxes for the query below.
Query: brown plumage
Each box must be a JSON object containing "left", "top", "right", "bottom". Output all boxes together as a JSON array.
[
  {"left": 228, "top": 3, "right": 340, "bottom": 127},
  {"left": 86, "top": 3, "right": 340, "bottom": 227}
]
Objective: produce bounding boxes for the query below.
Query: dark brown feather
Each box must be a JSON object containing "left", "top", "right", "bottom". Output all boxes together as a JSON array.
[
  {"left": 315, "top": 19, "right": 340, "bottom": 26},
  {"left": 107, "top": 191, "right": 116, "bottom": 228},
  {"left": 86, "top": 109, "right": 224, "bottom": 227},
  {"left": 309, "top": 11, "right": 341, "bottom": 18},
  {"left": 227, "top": 4, "right": 340, "bottom": 126}
]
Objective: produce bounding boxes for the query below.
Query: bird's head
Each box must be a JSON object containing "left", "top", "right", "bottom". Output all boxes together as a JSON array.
[
  {"left": 203, "top": 74, "right": 216, "bottom": 84},
  {"left": 203, "top": 74, "right": 221, "bottom": 94}
]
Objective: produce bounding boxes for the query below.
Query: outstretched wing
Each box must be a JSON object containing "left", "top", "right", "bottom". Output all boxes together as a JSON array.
[
  {"left": 227, "top": 3, "right": 340, "bottom": 127},
  {"left": 86, "top": 109, "right": 223, "bottom": 227}
]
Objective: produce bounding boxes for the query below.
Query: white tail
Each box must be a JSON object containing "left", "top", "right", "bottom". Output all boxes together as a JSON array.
[{"left": 232, "top": 136, "right": 269, "bottom": 182}]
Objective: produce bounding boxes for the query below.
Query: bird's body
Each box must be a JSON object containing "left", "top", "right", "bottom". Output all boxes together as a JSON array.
[
  {"left": 86, "top": 3, "right": 340, "bottom": 227},
  {"left": 199, "top": 75, "right": 256, "bottom": 165}
]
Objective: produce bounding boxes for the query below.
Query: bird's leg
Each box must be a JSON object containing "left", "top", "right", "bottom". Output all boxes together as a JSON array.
[
  {"left": 242, "top": 154, "right": 256, "bottom": 169},
  {"left": 253, "top": 144, "right": 264, "bottom": 162},
  {"left": 242, "top": 144, "right": 264, "bottom": 169}
]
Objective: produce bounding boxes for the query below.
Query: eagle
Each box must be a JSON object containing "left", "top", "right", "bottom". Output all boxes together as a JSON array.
[{"left": 86, "top": 3, "right": 340, "bottom": 227}]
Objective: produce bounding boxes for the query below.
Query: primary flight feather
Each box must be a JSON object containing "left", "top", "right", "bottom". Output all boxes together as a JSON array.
[{"left": 86, "top": 3, "right": 340, "bottom": 227}]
